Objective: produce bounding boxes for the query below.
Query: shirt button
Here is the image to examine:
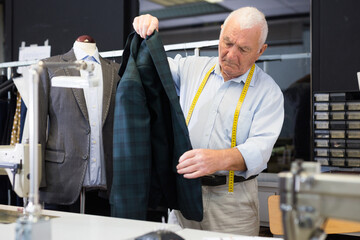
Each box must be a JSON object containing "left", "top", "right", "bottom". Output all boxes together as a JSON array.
[
  {"left": 82, "top": 155, "right": 88, "bottom": 160},
  {"left": 93, "top": 158, "right": 96, "bottom": 162}
]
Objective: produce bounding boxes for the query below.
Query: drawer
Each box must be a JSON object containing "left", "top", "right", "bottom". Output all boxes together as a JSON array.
[
  {"left": 346, "top": 139, "right": 360, "bottom": 148},
  {"left": 330, "top": 139, "right": 345, "bottom": 148},
  {"left": 347, "top": 121, "right": 360, "bottom": 129},
  {"left": 314, "top": 130, "right": 330, "bottom": 139},
  {"left": 314, "top": 121, "right": 329, "bottom": 129},
  {"left": 346, "top": 149, "right": 360, "bottom": 158},
  {"left": 347, "top": 102, "right": 360, "bottom": 111},
  {"left": 314, "top": 103, "right": 329, "bottom": 111},
  {"left": 347, "top": 111, "right": 360, "bottom": 120},
  {"left": 330, "top": 149, "right": 345, "bottom": 158},
  {"left": 331, "top": 158, "right": 346, "bottom": 167},
  {"left": 330, "top": 102, "right": 345, "bottom": 111},
  {"left": 347, "top": 130, "right": 360, "bottom": 139},
  {"left": 315, "top": 112, "right": 329, "bottom": 120},
  {"left": 330, "top": 112, "right": 345, "bottom": 120},
  {"left": 314, "top": 93, "right": 329, "bottom": 102},
  {"left": 315, "top": 157, "right": 329, "bottom": 166},
  {"left": 314, "top": 148, "right": 329, "bottom": 157},
  {"left": 330, "top": 130, "right": 345, "bottom": 139},
  {"left": 315, "top": 139, "right": 329, "bottom": 147},
  {"left": 347, "top": 158, "right": 360, "bottom": 167},
  {"left": 330, "top": 93, "right": 346, "bottom": 101},
  {"left": 330, "top": 121, "right": 346, "bottom": 129}
]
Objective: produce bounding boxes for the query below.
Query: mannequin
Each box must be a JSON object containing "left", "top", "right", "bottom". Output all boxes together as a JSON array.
[
  {"left": 37, "top": 35, "right": 120, "bottom": 216},
  {"left": 76, "top": 35, "right": 95, "bottom": 43},
  {"left": 74, "top": 35, "right": 97, "bottom": 56}
]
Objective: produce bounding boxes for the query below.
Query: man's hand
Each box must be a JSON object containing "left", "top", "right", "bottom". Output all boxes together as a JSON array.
[
  {"left": 176, "top": 148, "right": 247, "bottom": 179},
  {"left": 133, "top": 14, "right": 159, "bottom": 39}
]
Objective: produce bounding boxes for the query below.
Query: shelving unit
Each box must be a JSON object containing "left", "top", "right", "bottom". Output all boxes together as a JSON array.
[{"left": 313, "top": 92, "right": 360, "bottom": 168}]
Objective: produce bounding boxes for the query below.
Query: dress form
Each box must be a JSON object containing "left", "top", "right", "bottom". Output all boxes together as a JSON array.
[{"left": 74, "top": 35, "right": 97, "bottom": 56}]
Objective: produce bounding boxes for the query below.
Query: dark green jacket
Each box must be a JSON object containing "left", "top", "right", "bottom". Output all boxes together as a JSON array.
[{"left": 111, "top": 31, "right": 203, "bottom": 221}]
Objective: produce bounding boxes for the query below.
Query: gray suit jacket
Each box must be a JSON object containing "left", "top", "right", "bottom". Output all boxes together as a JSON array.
[{"left": 38, "top": 49, "right": 120, "bottom": 205}]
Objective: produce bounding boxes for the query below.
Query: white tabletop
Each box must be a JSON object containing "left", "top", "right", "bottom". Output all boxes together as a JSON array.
[{"left": 0, "top": 204, "right": 282, "bottom": 240}]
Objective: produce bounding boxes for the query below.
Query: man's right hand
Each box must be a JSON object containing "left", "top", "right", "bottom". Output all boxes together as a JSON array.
[{"left": 133, "top": 14, "right": 159, "bottom": 39}]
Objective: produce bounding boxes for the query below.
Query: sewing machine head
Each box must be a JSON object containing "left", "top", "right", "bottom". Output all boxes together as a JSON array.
[
  {"left": 279, "top": 161, "right": 360, "bottom": 240},
  {"left": 0, "top": 144, "right": 41, "bottom": 198}
]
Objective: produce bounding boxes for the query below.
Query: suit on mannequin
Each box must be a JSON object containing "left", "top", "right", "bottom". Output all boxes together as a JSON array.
[{"left": 38, "top": 36, "right": 120, "bottom": 215}]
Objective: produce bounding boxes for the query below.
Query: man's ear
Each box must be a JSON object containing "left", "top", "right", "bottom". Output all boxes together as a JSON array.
[
  {"left": 259, "top": 44, "right": 268, "bottom": 56},
  {"left": 255, "top": 44, "right": 268, "bottom": 61}
]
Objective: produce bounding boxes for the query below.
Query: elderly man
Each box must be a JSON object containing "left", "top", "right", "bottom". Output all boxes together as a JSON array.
[{"left": 133, "top": 7, "right": 284, "bottom": 236}]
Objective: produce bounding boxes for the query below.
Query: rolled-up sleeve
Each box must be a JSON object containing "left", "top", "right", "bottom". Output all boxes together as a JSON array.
[{"left": 237, "top": 82, "right": 284, "bottom": 178}]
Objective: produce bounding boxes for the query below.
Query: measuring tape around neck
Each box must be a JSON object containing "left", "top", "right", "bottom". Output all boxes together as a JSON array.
[{"left": 186, "top": 64, "right": 256, "bottom": 193}]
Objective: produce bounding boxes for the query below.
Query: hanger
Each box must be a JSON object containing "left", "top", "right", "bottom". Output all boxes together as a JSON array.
[{"left": 76, "top": 35, "right": 96, "bottom": 43}]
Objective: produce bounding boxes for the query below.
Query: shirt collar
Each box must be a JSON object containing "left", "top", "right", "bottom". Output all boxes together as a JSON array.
[
  {"left": 214, "top": 62, "right": 256, "bottom": 87},
  {"left": 73, "top": 42, "right": 101, "bottom": 64}
]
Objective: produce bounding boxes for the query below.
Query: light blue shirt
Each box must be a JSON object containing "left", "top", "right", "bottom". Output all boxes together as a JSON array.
[
  {"left": 168, "top": 55, "right": 284, "bottom": 178},
  {"left": 73, "top": 44, "right": 107, "bottom": 188}
]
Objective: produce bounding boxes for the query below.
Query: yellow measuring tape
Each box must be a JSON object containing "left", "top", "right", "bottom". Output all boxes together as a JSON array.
[
  {"left": 186, "top": 64, "right": 255, "bottom": 193},
  {"left": 186, "top": 65, "right": 215, "bottom": 125}
]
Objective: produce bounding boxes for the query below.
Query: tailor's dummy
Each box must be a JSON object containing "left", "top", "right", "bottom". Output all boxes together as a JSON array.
[
  {"left": 38, "top": 34, "right": 120, "bottom": 216},
  {"left": 74, "top": 35, "right": 97, "bottom": 56}
]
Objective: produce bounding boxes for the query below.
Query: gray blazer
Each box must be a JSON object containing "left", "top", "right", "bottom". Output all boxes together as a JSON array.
[{"left": 38, "top": 49, "right": 120, "bottom": 205}]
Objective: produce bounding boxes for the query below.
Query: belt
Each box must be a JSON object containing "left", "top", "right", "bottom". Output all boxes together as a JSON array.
[{"left": 201, "top": 174, "right": 258, "bottom": 186}]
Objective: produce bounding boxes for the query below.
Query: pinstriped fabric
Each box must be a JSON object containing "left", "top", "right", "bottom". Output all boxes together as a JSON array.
[{"left": 111, "top": 31, "right": 203, "bottom": 221}]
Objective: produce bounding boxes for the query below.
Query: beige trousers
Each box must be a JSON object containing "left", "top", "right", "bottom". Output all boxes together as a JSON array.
[{"left": 173, "top": 178, "right": 259, "bottom": 236}]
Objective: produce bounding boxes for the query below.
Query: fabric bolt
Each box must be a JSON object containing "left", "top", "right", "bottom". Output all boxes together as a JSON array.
[
  {"left": 73, "top": 46, "right": 106, "bottom": 188},
  {"left": 111, "top": 31, "right": 203, "bottom": 221},
  {"left": 38, "top": 49, "right": 120, "bottom": 205}
]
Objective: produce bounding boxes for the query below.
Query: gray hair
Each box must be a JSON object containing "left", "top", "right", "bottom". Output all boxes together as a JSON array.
[{"left": 223, "top": 7, "right": 268, "bottom": 47}]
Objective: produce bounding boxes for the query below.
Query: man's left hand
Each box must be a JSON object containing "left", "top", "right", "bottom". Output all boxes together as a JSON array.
[
  {"left": 176, "top": 149, "right": 225, "bottom": 179},
  {"left": 177, "top": 148, "right": 246, "bottom": 179}
]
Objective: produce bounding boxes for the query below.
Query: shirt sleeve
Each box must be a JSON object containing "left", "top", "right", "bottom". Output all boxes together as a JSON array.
[
  {"left": 167, "top": 54, "right": 183, "bottom": 96},
  {"left": 236, "top": 81, "right": 284, "bottom": 178}
]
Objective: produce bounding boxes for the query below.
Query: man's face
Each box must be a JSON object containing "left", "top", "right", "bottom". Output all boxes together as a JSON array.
[{"left": 218, "top": 19, "right": 267, "bottom": 81}]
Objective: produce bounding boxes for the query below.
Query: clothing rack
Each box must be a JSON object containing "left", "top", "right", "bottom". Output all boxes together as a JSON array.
[{"left": 0, "top": 39, "right": 311, "bottom": 74}]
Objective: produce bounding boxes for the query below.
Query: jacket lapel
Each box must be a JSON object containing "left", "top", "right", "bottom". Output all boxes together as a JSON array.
[
  {"left": 100, "top": 57, "right": 114, "bottom": 127},
  {"left": 61, "top": 49, "right": 89, "bottom": 122},
  {"left": 146, "top": 32, "right": 188, "bottom": 128}
]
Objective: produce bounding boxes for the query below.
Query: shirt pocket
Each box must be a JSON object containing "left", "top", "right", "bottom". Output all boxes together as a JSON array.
[{"left": 236, "top": 109, "right": 254, "bottom": 144}]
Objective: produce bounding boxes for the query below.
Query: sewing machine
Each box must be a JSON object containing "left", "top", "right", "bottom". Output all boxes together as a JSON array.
[
  {"left": 0, "top": 60, "right": 96, "bottom": 240},
  {"left": 0, "top": 144, "right": 41, "bottom": 198},
  {"left": 0, "top": 60, "right": 95, "bottom": 199},
  {"left": 279, "top": 161, "right": 360, "bottom": 240}
]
